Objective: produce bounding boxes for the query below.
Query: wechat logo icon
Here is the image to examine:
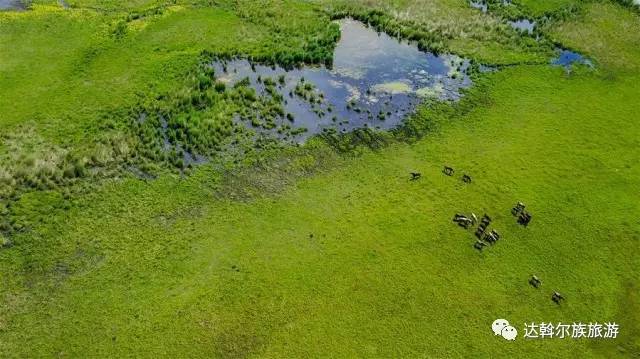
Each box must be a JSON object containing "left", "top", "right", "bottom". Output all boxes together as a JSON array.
[{"left": 492, "top": 318, "right": 518, "bottom": 341}]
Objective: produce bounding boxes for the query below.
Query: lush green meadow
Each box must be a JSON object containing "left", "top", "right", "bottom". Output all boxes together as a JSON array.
[{"left": 1, "top": 0, "right": 639, "bottom": 357}]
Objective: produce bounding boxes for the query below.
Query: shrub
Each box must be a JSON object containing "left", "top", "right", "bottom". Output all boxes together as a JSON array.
[
  {"left": 198, "top": 75, "right": 212, "bottom": 90},
  {"left": 214, "top": 82, "right": 226, "bottom": 93}
]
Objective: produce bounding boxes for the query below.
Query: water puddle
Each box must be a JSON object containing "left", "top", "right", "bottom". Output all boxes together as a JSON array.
[
  {"left": 211, "top": 19, "right": 471, "bottom": 141},
  {"left": 551, "top": 49, "right": 593, "bottom": 68},
  {"left": 469, "top": 0, "right": 487, "bottom": 13},
  {"left": 509, "top": 19, "right": 536, "bottom": 35},
  {"left": 479, "top": 64, "right": 497, "bottom": 73},
  {"left": 0, "top": 0, "right": 24, "bottom": 10}
]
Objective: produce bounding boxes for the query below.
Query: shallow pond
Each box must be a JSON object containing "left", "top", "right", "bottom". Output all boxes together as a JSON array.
[
  {"left": 552, "top": 49, "right": 593, "bottom": 67},
  {"left": 509, "top": 19, "right": 536, "bottom": 34},
  {"left": 0, "top": 0, "right": 24, "bottom": 10},
  {"left": 469, "top": 0, "right": 487, "bottom": 13},
  {"left": 211, "top": 19, "right": 472, "bottom": 141}
]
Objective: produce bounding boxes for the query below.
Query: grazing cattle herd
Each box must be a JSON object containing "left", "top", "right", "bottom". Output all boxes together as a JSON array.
[{"left": 408, "top": 165, "right": 563, "bottom": 304}]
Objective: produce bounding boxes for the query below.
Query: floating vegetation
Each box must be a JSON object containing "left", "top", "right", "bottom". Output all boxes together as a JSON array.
[
  {"left": 416, "top": 84, "right": 446, "bottom": 98},
  {"left": 371, "top": 82, "right": 412, "bottom": 95}
]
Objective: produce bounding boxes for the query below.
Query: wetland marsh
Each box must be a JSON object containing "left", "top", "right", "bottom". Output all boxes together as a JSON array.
[
  {"left": 213, "top": 19, "right": 472, "bottom": 141},
  {"left": 0, "top": 0, "right": 638, "bottom": 357}
]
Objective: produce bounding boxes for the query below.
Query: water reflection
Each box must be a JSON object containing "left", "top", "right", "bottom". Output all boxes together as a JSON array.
[
  {"left": 0, "top": 0, "right": 24, "bottom": 10},
  {"left": 469, "top": 0, "right": 487, "bottom": 13},
  {"left": 509, "top": 19, "right": 536, "bottom": 34},
  {"left": 551, "top": 49, "right": 593, "bottom": 67},
  {"left": 212, "top": 19, "right": 472, "bottom": 141}
]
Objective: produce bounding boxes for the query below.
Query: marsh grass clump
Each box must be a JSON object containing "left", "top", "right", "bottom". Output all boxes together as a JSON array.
[
  {"left": 124, "top": 55, "right": 313, "bottom": 175},
  {"left": 293, "top": 79, "right": 327, "bottom": 108},
  {"left": 0, "top": 125, "right": 146, "bottom": 235},
  {"left": 262, "top": 77, "right": 276, "bottom": 87},
  {"left": 613, "top": 0, "right": 640, "bottom": 14},
  {"left": 214, "top": 81, "right": 227, "bottom": 93}
]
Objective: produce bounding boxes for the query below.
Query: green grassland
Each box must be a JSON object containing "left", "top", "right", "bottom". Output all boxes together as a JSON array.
[
  {"left": 515, "top": 0, "right": 577, "bottom": 15},
  {"left": 1, "top": 0, "right": 639, "bottom": 357},
  {"left": 551, "top": 1, "right": 640, "bottom": 72}
]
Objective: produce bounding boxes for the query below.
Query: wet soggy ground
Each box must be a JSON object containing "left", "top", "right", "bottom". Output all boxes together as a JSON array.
[{"left": 211, "top": 19, "right": 472, "bottom": 141}]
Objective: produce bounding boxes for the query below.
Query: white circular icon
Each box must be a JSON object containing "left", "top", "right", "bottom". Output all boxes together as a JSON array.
[
  {"left": 501, "top": 325, "right": 518, "bottom": 341},
  {"left": 492, "top": 318, "right": 510, "bottom": 336}
]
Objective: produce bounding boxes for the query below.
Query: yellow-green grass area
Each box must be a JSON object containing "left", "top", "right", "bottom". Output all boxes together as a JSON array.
[
  {"left": 0, "top": 5, "right": 249, "bottom": 143},
  {"left": 1, "top": 2, "right": 640, "bottom": 355},
  {"left": 515, "top": 0, "right": 577, "bottom": 16},
  {"left": 1, "top": 0, "right": 639, "bottom": 357},
  {"left": 551, "top": 1, "right": 640, "bottom": 73},
  {"left": 1, "top": 65, "right": 637, "bottom": 358},
  {"left": 29, "top": 0, "right": 165, "bottom": 10}
]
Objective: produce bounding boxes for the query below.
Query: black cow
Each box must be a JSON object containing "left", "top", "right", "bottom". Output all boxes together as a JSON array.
[
  {"left": 453, "top": 214, "right": 474, "bottom": 229},
  {"left": 529, "top": 275, "right": 542, "bottom": 288},
  {"left": 474, "top": 241, "right": 487, "bottom": 251},
  {"left": 443, "top": 166, "right": 454, "bottom": 176},
  {"left": 484, "top": 230, "right": 500, "bottom": 244},
  {"left": 512, "top": 202, "right": 526, "bottom": 216},
  {"left": 552, "top": 291, "right": 565, "bottom": 304},
  {"left": 518, "top": 212, "right": 532, "bottom": 226}
]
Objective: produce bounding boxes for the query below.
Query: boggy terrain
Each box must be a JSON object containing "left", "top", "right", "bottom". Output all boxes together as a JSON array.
[{"left": 0, "top": 0, "right": 639, "bottom": 357}]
